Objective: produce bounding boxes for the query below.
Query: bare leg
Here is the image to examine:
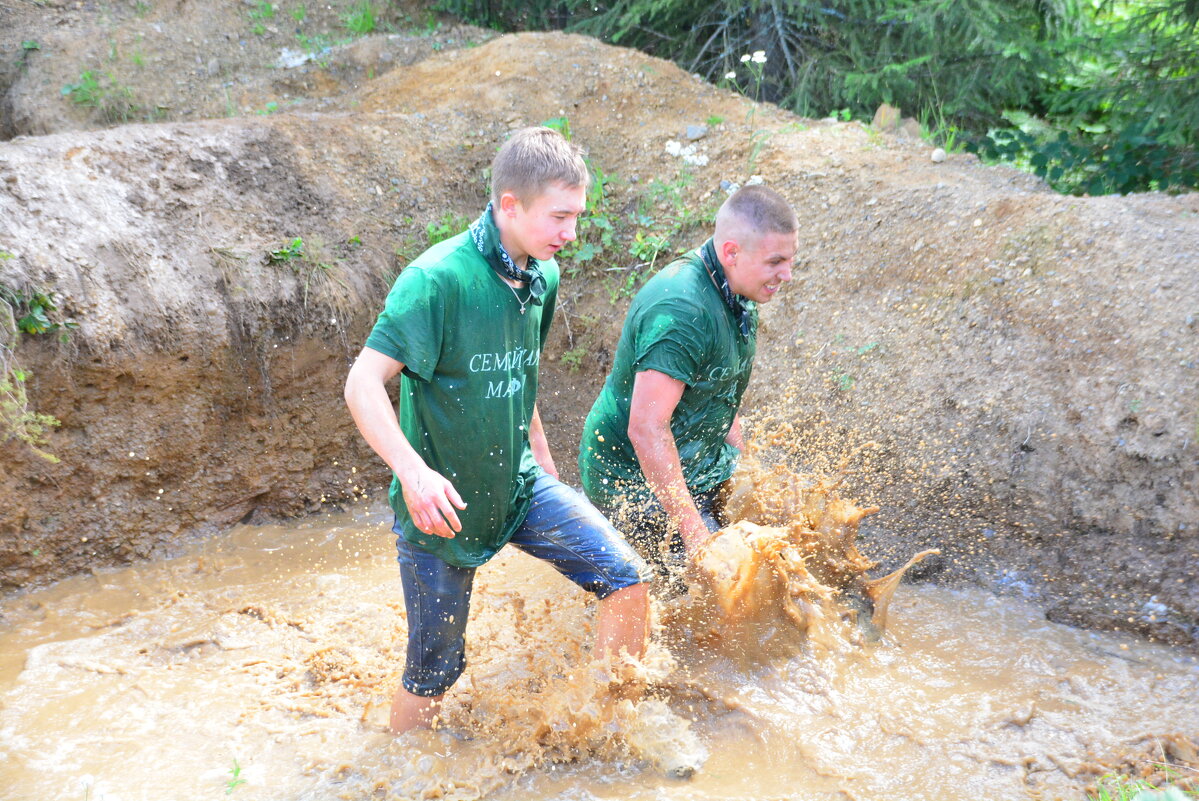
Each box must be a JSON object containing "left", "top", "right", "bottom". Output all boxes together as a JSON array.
[
  {"left": 389, "top": 687, "right": 444, "bottom": 735},
  {"left": 597, "top": 582, "right": 649, "bottom": 660}
]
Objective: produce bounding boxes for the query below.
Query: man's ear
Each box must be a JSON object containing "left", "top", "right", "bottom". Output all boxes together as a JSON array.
[
  {"left": 719, "top": 238, "right": 739, "bottom": 268},
  {"left": 498, "top": 191, "right": 520, "bottom": 216}
]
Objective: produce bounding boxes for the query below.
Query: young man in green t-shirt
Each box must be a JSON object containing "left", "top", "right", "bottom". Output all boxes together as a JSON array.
[
  {"left": 345, "top": 127, "right": 650, "bottom": 735},
  {"left": 579, "top": 185, "right": 799, "bottom": 579}
]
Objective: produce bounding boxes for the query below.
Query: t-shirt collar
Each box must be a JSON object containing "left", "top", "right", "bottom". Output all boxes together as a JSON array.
[{"left": 698, "top": 238, "right": 752, "bottom": 339}]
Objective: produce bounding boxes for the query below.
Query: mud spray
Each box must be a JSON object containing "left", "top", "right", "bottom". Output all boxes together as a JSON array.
[{"left": 1, "top": 447, "right": 1197, "bottom": 801}]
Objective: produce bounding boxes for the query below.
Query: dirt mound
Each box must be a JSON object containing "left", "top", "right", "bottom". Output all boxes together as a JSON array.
[
  {"left": 0, "top": 27, "right": 1196, "bottom": 644},
  {"left": 0, "top": 0, "right": 491, "bottom": 138}
]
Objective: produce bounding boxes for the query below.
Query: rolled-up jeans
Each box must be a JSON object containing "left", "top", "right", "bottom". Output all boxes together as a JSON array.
[{"left": 393, "top": 472, "right": 650, "bottom": 697}]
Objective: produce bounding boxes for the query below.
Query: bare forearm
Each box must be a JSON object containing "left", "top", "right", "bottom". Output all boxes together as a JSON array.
[
  {"left": 629, "top": 420, "right": 709, "bottom": 550},
  {"left": 725, "top": 414, "right": 745, "bottom": 451},
  {"left": 529, "top": 404, "right": 558, "bottom": 478},
  {"left": 343, "top": 365, "right": 426, "bottom": 483}
]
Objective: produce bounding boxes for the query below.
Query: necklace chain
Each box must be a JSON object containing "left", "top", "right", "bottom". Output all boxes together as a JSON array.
[{"left": 504, "top": 280, "right": 531, "bottom": 314}]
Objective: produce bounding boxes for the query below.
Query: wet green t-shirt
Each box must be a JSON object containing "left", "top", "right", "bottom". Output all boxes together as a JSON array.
[
  {"left": 579, "top": 244, "right": 757, "bottom": 509},
  {"left": 364, "top": 231, "right": 558, "bottom": 567}
]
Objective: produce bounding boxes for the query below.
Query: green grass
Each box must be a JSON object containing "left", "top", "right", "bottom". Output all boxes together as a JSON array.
[
  {"left": 225, "top": 758, "right": 247, "bottom": 794},
  {"left": 266, "top": 237, "right": 352, "bottom": 311},
  {"left": 343, "top": 1, "right": 377, "bottom": 34},
  {"left": 268, "top": 238, "right": 306, "bottom": 264},
  {"left": 62, "top": 70, "right": 141, "bottom": 122},
  {"left": 425, "top": 212, "right": 472, "bottom": 245},
  {"left": 1087, "top": 771, "right": 1198, "bottom": 801},
  {"left": 61, "top": 71, "right": 102, "bottom": 106},
  {"left": 538, "top": 114, "right": 721, "bottom": 300},
  {"left": 248, "top": 0, "right": 274, "bottom": 20},
  {"left": 1, "top": 276, "right": 68, "bottom": 462},
  {"left": 559, "top": 346, "right": 587, "bottom": 372}
]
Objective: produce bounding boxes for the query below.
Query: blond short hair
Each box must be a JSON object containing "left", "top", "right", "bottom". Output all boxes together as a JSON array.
[
  {"left": 720, "top": 185, "right": 798, "bottom": 235},
  {"left": 490, "top": 127, "right": 590, "bottom": 205}
]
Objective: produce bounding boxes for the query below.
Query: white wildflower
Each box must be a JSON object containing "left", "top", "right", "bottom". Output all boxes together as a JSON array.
[
  {"left": 740, "top": 53, "right": 751, "bottom": 63},
  {"left": 664, "top": 140, "right": 683, "bottom": 156},
  {"left": 751, "top": 50, "right": 767, "bottom": 64},
  {"left": 724, "top": 71, "right": 736, "bottom": 80}
]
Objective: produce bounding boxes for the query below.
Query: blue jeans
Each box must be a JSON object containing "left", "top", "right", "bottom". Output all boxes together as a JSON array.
[{"left": 394, "top": 473, "right": 650, "bottom": 697}]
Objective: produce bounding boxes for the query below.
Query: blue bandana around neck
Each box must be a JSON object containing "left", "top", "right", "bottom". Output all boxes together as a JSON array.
[
  {"left": 698, "top": 238, "right": 752, "bottom": 339},
  {"left": 468, "top": 202, "right": 547, "bottom": 305}
]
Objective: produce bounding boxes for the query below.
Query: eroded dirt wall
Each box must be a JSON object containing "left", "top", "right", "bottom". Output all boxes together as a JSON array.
[{"left": 0, "top": 113, "right": 479, "bottom": 586}]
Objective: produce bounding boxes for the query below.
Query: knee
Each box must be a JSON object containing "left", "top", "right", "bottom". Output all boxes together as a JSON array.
[{"left": 605, "top": 581, "right": 649, "bottom": 607}]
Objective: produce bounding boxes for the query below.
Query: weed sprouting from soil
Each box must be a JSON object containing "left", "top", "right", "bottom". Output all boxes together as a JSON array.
[
  {"left": 268, "top": 238, "right": 306, "bottom": 264},
  {"left": 559, "top": 346, "right": 586, "bottom": 372},
  {"left": 266, "top": 237, "right": 357, "bottom": 320},
  {"left": 425, "top": 212, "right": 472, "bottom": 245},
  {"left": 1088, "top": 769, "right": 1198, "bottom": 801},
  {"left": 248, "top": 0, "right": 275, "bottom": 21},
  {"left": 0, "top": 267, "right": 73, "bottom": 462},
  {"left": 343, "top": 1, "right": 377, "bottom": 35},
  {"left": 62, "top": 70, "right": 141, "bottom": 124},
  {"left": 225, "top": 758, "right": 247, "bottom": 794}
]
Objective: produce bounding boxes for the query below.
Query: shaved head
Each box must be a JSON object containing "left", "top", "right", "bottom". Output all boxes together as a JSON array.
[
  {"left": 714, "top": 185, "right": 798, "bottom": 255},
  {"left": 711, "top": 185, "right": 799, "bottom": 303}
]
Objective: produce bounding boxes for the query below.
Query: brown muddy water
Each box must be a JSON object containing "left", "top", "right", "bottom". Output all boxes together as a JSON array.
[{"left": 2, "top": 499, "right": 1197, "bottom": 801}]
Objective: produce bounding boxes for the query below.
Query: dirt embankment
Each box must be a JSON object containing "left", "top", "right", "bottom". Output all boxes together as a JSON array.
[
  {"left": 1, "top": 22, "right": 1196, "bottom": 643},
  {"left": 0, "top": 0, "right": 491, "bottom": 138}
]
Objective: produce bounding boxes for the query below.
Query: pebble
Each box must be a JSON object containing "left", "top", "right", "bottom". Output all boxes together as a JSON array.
[
  {"left": 931, "top": 148, "right": 947, "bottom": 163},
  {"left": 685, "top": 124, "right": 708, "bottom": 141}
]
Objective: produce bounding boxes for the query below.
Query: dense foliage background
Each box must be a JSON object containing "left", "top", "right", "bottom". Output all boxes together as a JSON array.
[{"left": 435, "top": 0, "right": 1199, "bottom": 194}]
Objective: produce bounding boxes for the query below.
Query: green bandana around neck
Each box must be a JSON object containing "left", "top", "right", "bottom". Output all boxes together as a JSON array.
[
  {"left": 698, "top": 238, "right": 752, "bottom": 339},
  {"left": 468, "top": 202, "right": 548, "bottom": 304}
]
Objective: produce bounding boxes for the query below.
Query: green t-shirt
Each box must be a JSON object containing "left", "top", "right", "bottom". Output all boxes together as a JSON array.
[
  {"left": 579, "top": 244, "right": 757, "bottom": 509},
  {"left": 364, "top": 230, "right": 558, "bottom": 567}
]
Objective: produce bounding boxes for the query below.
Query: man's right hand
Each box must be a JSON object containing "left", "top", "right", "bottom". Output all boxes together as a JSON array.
[
  {"left": 399, "top": 465, "right": 466, "bottom": 538},
  {"left": 677, "top": 508, "right": 715, "bottom": 557}
]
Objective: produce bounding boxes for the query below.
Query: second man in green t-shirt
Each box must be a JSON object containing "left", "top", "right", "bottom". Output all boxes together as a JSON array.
[{"left": 579, "top": 185, "right": 799, "bottom": 582}]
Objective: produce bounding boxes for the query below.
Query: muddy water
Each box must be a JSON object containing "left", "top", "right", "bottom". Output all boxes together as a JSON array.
[{"left": 2, "top": 503, "right": 1197, "bottom": 801}]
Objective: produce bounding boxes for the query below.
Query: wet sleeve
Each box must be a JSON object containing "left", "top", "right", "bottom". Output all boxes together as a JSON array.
[
  {"left": 631, "top": 299, "right": 707, "bottom": 386},
  {"left": 363, "top": 267, "right": 444, "bottom": 383}
]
